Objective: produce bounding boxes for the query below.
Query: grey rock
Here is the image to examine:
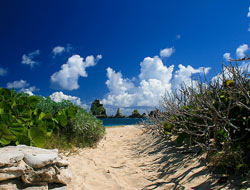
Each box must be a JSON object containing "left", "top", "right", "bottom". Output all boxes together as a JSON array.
[
  {"left": 24, "top": 152, "right": 58, "bottom": 169},
  {"left": 0, "top": 145, "right": 71, "bottom": 189},
  {"left": 0, "top": 145, "right": 58, "bottom": 169},
  {"left": 22, "top": 167, "right": 57, "bottom": 184},
  {"left": 0, "top": 179, "right": 49, "bottom": 190},
  {"left": 115, "top": 108, "right": 124, "bottom": 118},
  {"left": 22, "top": 166, "right": 71, "bottom": 185},
  {"left": 56, "top": 159, "right": 69, "bottom": 167},
  {"left": 0, "top": 151, "right": 24, "bottom": 167},
  {"left": 0, "top": 166, "right": 24, "bottom": 181},
  {"left": 0, "top": 179, "right": 18, "bottom": 190},
  {"left": 54, "top": 168, "right": 72, "bottom": 185}
]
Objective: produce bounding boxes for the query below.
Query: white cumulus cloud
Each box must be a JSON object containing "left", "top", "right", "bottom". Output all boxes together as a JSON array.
[
  {"left": 223, "top": 53, "right": 232, "bottom": 61},
  {"left": 7, "top": 80, "right": 29, "bottom": 89},
  {"left": 102, "top": 48, "right": 210, "bottom": 114},
  {"left": 0, "top": 67, "right": 7, "bottom": 76},
  {"left": 50, "top": 91, "right": 88, "bottom": 109},
  {"left": 52, "top": 46, "right": 65, "bottom": 56},
  {"left": 21, "top": 50, "right": 40, "bottom": 67},
  {"left": 172, "top": 64, "right": 210, "bottom": 90},
  {"left": 52, "top": 44, "right": 73, "bottom": 57},
  {"left": 248, "top": 7, "right": 250, "bottom": 17},
  {"left": 160, "top": 47, "right": 175, "bottom": 58},
  {"left": 212, "top": 61, "right": 250, "bottom": 85},
  {"left": 106, "top": 67, "right": 135, "bottom": 95},
  {"left": 102, "top": 56, "right": 175, "bottom": 108},
  {"left": 6, "top": 80, "right": 39, "bottom": 95},
  {"left": 50, "top": 54, "right": 102, "bottom": 90},
  {"left": 21, "top": 86, "right": 39, "bottom": 96},
  {"left": 236, "top": 44, "right": 249, "bottom": 58}
]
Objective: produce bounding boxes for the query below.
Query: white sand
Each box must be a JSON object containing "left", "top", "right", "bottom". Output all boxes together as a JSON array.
[{"left": 64, "top": 125, "right": 239, "bottom": 190}]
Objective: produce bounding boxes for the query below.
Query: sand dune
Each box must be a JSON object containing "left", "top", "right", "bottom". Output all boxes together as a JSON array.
[{"left": 64, "top": 125, "right": 243, "bottom": 190}]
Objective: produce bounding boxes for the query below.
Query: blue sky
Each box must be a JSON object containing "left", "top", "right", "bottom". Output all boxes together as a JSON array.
[{"left": 1, "top": 0, "right": 250, "bottom": 115}]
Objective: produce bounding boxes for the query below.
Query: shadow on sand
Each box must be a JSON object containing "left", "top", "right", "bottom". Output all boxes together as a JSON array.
[{"left": 133, "top": 130, "right": 249, "bottom": 190}]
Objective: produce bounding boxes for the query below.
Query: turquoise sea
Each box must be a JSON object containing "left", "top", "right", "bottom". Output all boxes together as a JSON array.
[{"left": 99, "top": 118, "right": 145, "bottom": 127}]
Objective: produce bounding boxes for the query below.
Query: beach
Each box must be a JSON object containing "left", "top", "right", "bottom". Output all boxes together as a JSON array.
[{"left": 64, "top": 125, "right": 236, "bottom": 190}]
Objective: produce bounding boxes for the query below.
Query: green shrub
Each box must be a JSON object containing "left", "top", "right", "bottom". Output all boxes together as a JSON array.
[
  {"left": 0, "top": 88, "right": 105, "bottom": 149},
  {"left": 38, "top": 97, "right": 106, "bottom": 148},
  {"left": 90, "top": 99, "right": 106, "bottom": 116},
  {"left": 37, "top": 96, "right": 76, "bottom": 115},
  {"left": 68, "top": 109, "right": 105, "bottom": 147},
  {"left": 147, "top": 63, "right": 250, "bottom": 175},
  {"left": 0, "top": 88, "right": 54, "bottom": 147}
]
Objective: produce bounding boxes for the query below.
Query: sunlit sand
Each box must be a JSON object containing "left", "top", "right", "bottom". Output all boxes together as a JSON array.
[{"left": 64, "top": 125, "right": 235, "bottom": 190}]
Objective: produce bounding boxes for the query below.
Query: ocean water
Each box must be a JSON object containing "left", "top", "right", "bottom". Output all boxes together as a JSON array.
[{"left": 99, "top": 118, "right": 145, "bottom": 127}]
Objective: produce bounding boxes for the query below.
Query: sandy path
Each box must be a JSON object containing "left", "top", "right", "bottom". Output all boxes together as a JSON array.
[
  {"left": 64, "top": 125, "right": 242, "bottom": 190},
  {"left": 67, "top": 125, "right": 154, "bottom": 190}
]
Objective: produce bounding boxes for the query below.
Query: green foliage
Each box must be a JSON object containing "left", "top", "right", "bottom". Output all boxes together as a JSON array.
[
  {"left": 163, "top": 121, "right": 173, "bottom": 135},
  {"left": 37, "top": 96, "right": 75, "bottom": 115},
  {"left": 132, "top": 109, "right": 140, "bottom": 115},
  {"left": 90, "top": 99, "right": 106, "bottom": 116},
  {"left": 44, "top": 109, "right": 105, "bottom": 149},
  {"left": 0, "top": 88, "right": 51, "bottom": 147},
  {"left": 68, "top": 109, "right": 105, "bottom": 147},
  {"left": 150, "top": 63, "right": 250, "bottom": 175},
  {"left": 0, "top": 88, "right": 104, "bottom": 149}
]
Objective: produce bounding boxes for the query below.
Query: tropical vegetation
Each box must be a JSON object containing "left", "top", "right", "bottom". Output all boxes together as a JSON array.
[
  {"left": 0, "top": 88, "right": 105, "bottom": 149},
  {"left": 146, "top": 61, "right": 250, "bottom": 175},
  {"left": 90, "top": 99, "right": 107, "bottom": 118}
]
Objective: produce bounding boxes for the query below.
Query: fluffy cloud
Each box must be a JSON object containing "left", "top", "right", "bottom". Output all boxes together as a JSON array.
[
  {"left": 21, "top": 86, "right": 39, "bottom": 96},
  {"left": 212, "top": 61, "right": 250, "bottom": 85},
  {"left": 6, "top": 80, "right": 39, "bottom": 95},
  {"left": 160, "top": 47, "right": 175, "bottom": 58},
  {"left": 0, "top": 67, "right": 7, "bottom": 76},
  {"left": 213, "top": 45, "right": 250, "bottom": 84},
  {"left": 50, "top": 54, "right": 102, "bottom": 90},
  {"left": 223, "top": 53, "right": 231, "bottom": 61},
  {"left": 139, "top": 56, "right": 174, "bottom": 84},
  {"left": 52, "top": 46, "right": 65, "bottom": 55},
  {"left": 173, "top": 64, "right": 210, "bottom": 89},
  {"left": 238, "top": 61, "right": 250, "bottom": 72},
  {"left": 50, "top": 91, "right": 88, "bottom": 109},
  {"left": 102, "top": 48, "right": 210, "bottom": 114},
  {"left": 106, "top": 67, "right": 134, "bottom": 95},
  {"left": 52, "top": 44, "right": 72, "bottom": 56},
  {"left": 7, "top": 80, "right": 29, "bottom": 89},
  {"left": 248, "top": 7, "right": 250, "bottom": 17},
  {"left": 102, "top": 56, "right": 175, "bottom": 108},
  {"left": 236, "top": 44, "right": 249, "bottom": 58},
  {"left": 21, "top": 50, "right": 40, "bottom": 67}
]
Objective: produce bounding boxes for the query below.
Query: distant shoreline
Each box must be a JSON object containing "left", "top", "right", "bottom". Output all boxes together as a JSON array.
[
  {"left": 105, "top": 124, "right": 141, "bottom": 128},
  {"left": 99, "top": 117, "right": 145, "bottom": 127}
]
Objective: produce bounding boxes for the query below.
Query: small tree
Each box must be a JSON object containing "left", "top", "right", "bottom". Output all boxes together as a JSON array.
[
  {"left": 90, "top": 99, "right": 106, "bottom": 116},
  {"left": 132, "top": 109, "right": 139, "bottom": 115}
]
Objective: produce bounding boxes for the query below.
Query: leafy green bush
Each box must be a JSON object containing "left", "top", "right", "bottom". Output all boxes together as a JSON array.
[
  {"left": 90, "top": 99, "right": 106, "bottom": 116},
  {"left": 0, "top": 88, "right": 105, "bottom": 149},
  {"left": 132, "top": 109, "right": 140, "bottom": 115},
  {"left": 37, "top": 96, "right": 76, "bottom": 115},
  {"left": 0, "top": 88, "right": 55, "bottom": 147},
  {"left": 38, "top": 97, "right": 105, "bottom": 148},
  {"left": 68, "top": 109, "right": 105, "bottom": 147}
]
